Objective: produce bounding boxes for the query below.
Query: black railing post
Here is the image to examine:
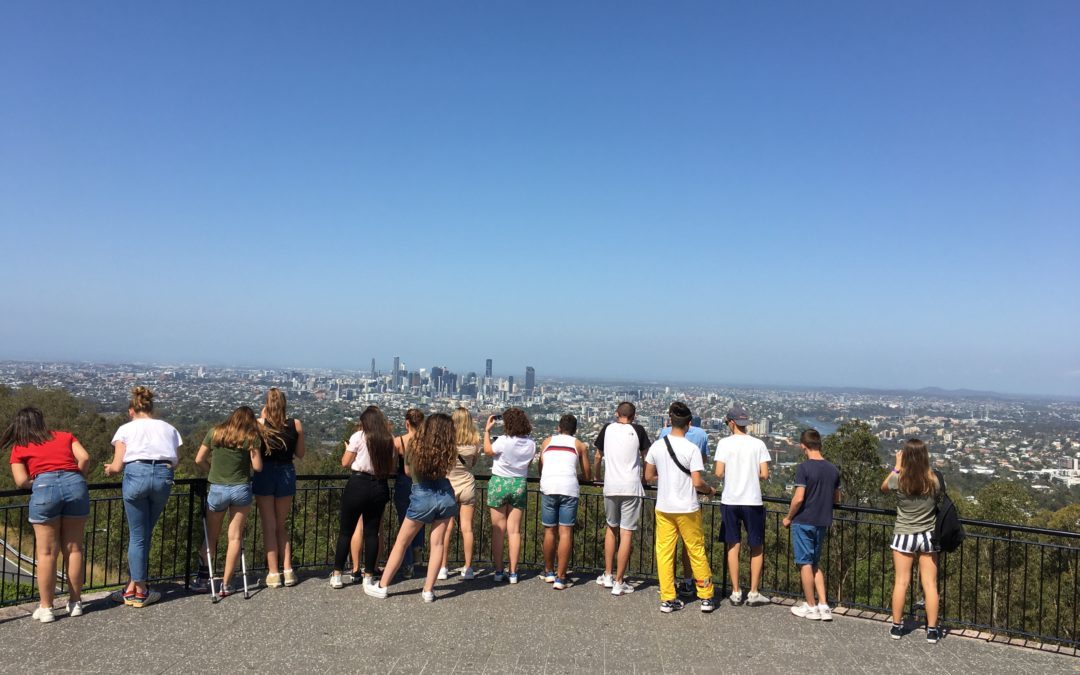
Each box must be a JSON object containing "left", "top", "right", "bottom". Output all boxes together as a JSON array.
[{"left": 183, "top": 482, "right": 195, "bottom": 590}]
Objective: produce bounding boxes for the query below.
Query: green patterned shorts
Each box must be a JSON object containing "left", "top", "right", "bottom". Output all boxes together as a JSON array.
[{"left": 486, "top": 475, "right": 527, "bottom": 510}]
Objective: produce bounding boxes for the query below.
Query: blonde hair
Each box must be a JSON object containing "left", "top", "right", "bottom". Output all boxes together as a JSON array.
[
  {"left": 452, "top": 407, "right": 480, "bottom": 446},
  {"left": 264, "top": 388, "right": 287, "bottom": 430},
  {"left": 129, "top": 386, "right": 154, "bottom": 414},
  {"left": 212, "top": 406, "right": 263, "bottom": 450}
]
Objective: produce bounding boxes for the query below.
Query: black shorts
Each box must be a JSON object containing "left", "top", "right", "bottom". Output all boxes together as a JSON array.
[{"left": 721, "top": 504, "right": 765, "bottom": 547}]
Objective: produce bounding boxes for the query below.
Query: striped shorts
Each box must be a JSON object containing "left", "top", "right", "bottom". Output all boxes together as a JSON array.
[{"left": 891, "top": 530, "right": 935, "bottom": 554}]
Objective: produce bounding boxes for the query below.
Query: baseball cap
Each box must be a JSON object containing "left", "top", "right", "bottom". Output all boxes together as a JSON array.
[{"left": 725, "top": 406, "right": 750, "bottom": 425}]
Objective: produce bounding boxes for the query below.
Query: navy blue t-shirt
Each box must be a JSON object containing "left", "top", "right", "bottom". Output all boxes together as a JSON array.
[{"left": 792, "top": 459, "right": 841, "bottom": 527}]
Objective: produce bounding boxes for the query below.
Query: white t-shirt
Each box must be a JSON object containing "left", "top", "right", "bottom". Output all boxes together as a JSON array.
[
  {"left": 540, "top": 434, "right": 581, "bottom": 497},
  {"left": 491, "top": 435, "right": 536, "bottom": 478},
  {"left": 112, "top": 418, "right": 182, "bottom": 464},
  {"left": 595, "top": 422, "right": 648, "bottom": 497},
  {"left": 715, "top": 433, "right": 772, "bottom": 506},
  {"left": 645, "top": 435, "right": 704, "bottom": 514},
  {"left": 346, "top": 431, "right": 375, "bottom": 474}
]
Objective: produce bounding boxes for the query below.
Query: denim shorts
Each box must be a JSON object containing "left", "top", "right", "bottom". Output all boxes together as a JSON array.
[
  {"left": 405, "top": 479, "right": 458, "bottom": 524},
  {"left": 791, "top": 523, "right": 828, "bottom": 566},
  {"left": 721, "top": 504, "right": 766, "bottom": 547},
  {"left": 28, "top": 471, "right": 90, "bottom": 524},
  {"left": 252, "top": 461, "right": 296, "bottom": 498},
  {"left": 207, "top": 483, "right": 254, "bottom": 512},
  {"left": 541, "top": 493, "right": 579, "bottom": 527}
]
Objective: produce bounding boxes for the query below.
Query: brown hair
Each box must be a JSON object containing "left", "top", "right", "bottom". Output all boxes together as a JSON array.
[
  {"left": 264, "top": 388, "right": 287, "bottom": 430},
  {"left": 0, "top": 407, "right": 53, "bottom": 449},
  {"left": 452, "top": 407, "right": 480, "bottom": 446},
  {"left": 409, "top": 413, "right": 457, "bottom": 481},
  {"left": 403, "top": 408, "right": 425, "bottom": 431},
  {"left": 898, "top": 438, "right": 937, "bottom": 497},
  {"left": 212, "top": 406, "right": 263, "bottom": 450},
  {"left": 360, "top": 406, "right": 396, "bottom": 479},
  {"left": 800, "top": 429, "right": 822, "bottom": 451},
  {"left": 615, "top": 402, "right": 636, "bottom": 420},
  {"left": 502, "top": 407, "right": 532, "bottom": 438},
  {"left": 129, "top": 386, "right": 154, "bottom": 414}
]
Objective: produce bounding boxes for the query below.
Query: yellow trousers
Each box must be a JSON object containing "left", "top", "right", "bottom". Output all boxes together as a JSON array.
[{"left": 655, "top": 510, "right": 714, "bottom": 601}]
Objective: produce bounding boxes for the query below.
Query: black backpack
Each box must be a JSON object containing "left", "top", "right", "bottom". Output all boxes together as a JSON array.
[{"left": 932, "top": 470, "right": 965, "bottom": 553}]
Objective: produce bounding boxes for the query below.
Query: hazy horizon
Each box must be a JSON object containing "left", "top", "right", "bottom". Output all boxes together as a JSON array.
[{"left": 2, "top": 2, "right": 1077, "bottom": 397}]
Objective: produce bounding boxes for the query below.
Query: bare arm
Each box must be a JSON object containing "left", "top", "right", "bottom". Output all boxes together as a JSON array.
[
  {"left": 483, "top": 416, "right": 496, "bottom": 456},
  {"left": 10, "top": 463, "right": 30, "bottom": 490},
  {"left": 758, "top": 461, "right": 769, "bottom": 481},
  {"left": 714, "top": 460, "right": 725, "bottom": 479},
  {"left": 294, "top": 419, "right": 306, "bottom": 459},
  {"left": 783, "top": 486, "right": 806, "bottom": 527},
  {"left": 71, "top": 439, "right": 93, "bottom": 476},
  {"left": 577, "top": 440, "right": 592, "bottom": 481},
  {"left": 195, "top": 444, "right": 211, "bottom": 473},
  {"left": 539, "top": 437, "right": 551, "bottom": 468},
  {"left": 691, "top": 470, "right": 716, "bottom": 496},
  {"left": 104, "top": 441, "right": 127, "bottom": 476},
  {"left": 834, "top": 488, "right": 842, "bottom": 504},
  {"left": 644, "top": 461, "right": 657, "bottom": 484},
  {"left": 250, "top": 445, "right": 264, "bottom": 473},
  {"left": 341, "top": 444, "right": 356, "bottom": 469}
]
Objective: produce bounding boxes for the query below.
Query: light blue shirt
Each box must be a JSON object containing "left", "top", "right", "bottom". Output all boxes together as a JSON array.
[{"left": 658, "top": 425, "right": 709, "bottom": 458}]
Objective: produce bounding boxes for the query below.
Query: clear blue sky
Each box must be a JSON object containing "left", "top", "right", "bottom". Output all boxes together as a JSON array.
[{"left": 2, "top": 1, "right": 1078, "bottom": 396}]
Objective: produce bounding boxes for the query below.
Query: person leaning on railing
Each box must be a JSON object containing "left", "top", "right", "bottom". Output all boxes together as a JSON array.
[
  {"left": 881, "top": 438, "right": 942, "bottom": 644},
  {"left": 254, "top": 388, "right": 305, "bottom": 588},
  {"left": 3, "top": 407, "right": 93, "bottom": 623},
  {"left": 484, "top": 407, "right": 535, "bottom": 584},
  {"left": 437, "top": 407, "right": 481, "bottom": 581},
  {"left": 104, "top": 386, "right": 182, "bottom": 609},
  {"left": 392, "top": 409, "right": 426, "bottom": 577}
]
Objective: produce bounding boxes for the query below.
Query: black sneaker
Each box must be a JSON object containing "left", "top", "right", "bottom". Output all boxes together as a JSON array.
[
  {"left": 660, "top": 599, "right": 685, "bottom": 613},
  {"left": 890, "top": 623, "right": 904, "bottom": 640},
  {"left": 678, "top": 579, "right": 694, "bottom": 598},
  {"left": 926, "top": 627, "right": 942, "bottom": 644},
  {"left": 700, "top": 598, "right": 716, "bottom": 613}
]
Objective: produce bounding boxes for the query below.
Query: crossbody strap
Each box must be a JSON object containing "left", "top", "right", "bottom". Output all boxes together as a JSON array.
[{"left": 663, "top": 436, "right": 692, "bottom": 476}]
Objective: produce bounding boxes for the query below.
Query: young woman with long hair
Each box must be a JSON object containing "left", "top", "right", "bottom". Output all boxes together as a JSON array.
[
  {"left": 437, "top": 407, "right": 481, "bottom": 580},
  {"left": 881, "top": 438, "right": 942, "bottom": 643},
  {"left": 392, "top": 408, "right": 426, "bottom": 576},
  {"left": 104, "top": 386, "right": 182, "bottom": 608},
  {"left": 366, "top": 413, "right": 458, "bottom": 602},
  {"left": 4, "top": 407, "right": 92, "bottom": 622},
  {"left": 484, "top": 407, "right": 535, "bottom": 583},
  {"left": 331, "top": 406, "right": 396, "bottom": 589},
  {"left": 194, "top": 406, "right": 264, "bottom": 596},
  {"left": 254, "top": 388, "right": 305, "bottom": 588}
]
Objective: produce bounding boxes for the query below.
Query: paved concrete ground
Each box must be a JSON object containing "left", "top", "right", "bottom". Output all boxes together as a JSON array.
[{"left": 0, "top": 567, "right": 1076, "bottom": 674}]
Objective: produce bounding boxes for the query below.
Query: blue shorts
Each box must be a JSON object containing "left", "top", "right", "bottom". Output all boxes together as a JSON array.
[
  {"left": 28, "top": 471, "right": 90, "bottom": 524},
  {"left": 791, "top": 523, "right": 828, "bottom": 566},
  {"left": 252, "top": 461, "right": 296, "bottom": 498},
  {"left": 405, "top": 479, "right": 458, "bottom": 524},
  {"left": 207, "top": 483, "right": 253, "bottom": 512},
  {"left": 541, "top": 493, "right": 579, "bottom": 527},
  {"left": 721, "top": 504, "right": 766, "bottom": 547}
]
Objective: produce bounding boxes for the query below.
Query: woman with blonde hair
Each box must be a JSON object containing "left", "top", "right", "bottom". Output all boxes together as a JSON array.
[
  {"left": 254, "top": 388, "right": 305, "bottom": 588},
  {"left": 485, "top": 407, "right": 535, "bottom": 583},
  {"left": 881, "top": 438, "right": 942, "bottom": 643},
  {"left": 194, "top": 406, "right": 264, "bottom": 596},
  {"left": 366, "top": 413, "right": 458, "bottom": 602},
  {"left": 437, "top": 407, "right": 481, "bottom": 580},
  {"left": 105, "top": 386, "right": 182, "bottom": 608},
  {"left": 4, "top": 407, "right": 92, "bottom": 622}
]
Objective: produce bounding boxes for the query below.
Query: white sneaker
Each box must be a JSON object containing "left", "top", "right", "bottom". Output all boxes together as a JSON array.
[
  {"left": 462, "top": 567, "right": 475, "bottom": 580},
  {"left": 508, "top": 572, "right": 519, "bottom": 584},
  {"left": 790, "top": 602, "right": 821, "bottom": 620},
  {"left": 66, "top": 600, "right": 83, "bottom": 617},
  {"left": 32, "top": 606, "right": 55, "bottom": 623},
  {"left": 746, "top": 591, "right": 772, "bottom": 606},
  {"left": 437, "top": 567, "right": 449, "bottom": 580},
  {"left": 493, "top": 570, "right": 506, "bottom": 582},
  {"left": 542, "top": 570, "right": 556, "bottom": 583},
  {"left": 596, "top": 573, "right": 614, "bottom": 588},
  {"left": 363, "top": 582, "right": 387, "bottom": 599},
  {"left": 611, "top": 581, "right": 635, "bottom": 596},
  {"left": 329, "top": 573, "right": 344, "bottom": 589},
  {"left": 422, "top": 591, "right": 435, "bottom": 603},
  {"left": 818, "top": 604, "right": 833, "bottom": 621},
  {"left": 552, "top": 578, "right": 566, "bottom": 590}
]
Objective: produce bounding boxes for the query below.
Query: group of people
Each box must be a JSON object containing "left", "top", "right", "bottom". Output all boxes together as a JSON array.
[{"left": 3, "top": 388, "right": 948, "bottom": 643}]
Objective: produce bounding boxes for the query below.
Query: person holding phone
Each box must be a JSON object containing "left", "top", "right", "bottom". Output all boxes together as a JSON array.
[
  {"left": 437, "top": 407, "right": 481, "bottom": 580},
  {"left": 484, "top": 407, "right": 535, "bottom": 583}
]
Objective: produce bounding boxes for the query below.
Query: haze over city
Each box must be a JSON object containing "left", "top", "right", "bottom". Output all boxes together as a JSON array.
[{"left": 1, "top": 2, "right": 1077, "bottom": 396}]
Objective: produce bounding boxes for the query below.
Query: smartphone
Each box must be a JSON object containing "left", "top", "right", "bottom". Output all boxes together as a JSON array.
[{"left": 491, "top": 414, "right": 503, "bottom": 422}]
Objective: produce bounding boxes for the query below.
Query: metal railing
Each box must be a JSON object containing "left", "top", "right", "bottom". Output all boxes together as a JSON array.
[{"left": 1, "top": 475, "right": 1077, "bottom": 648}]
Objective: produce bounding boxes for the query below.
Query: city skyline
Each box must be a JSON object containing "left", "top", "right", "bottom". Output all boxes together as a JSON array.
[{"left": 2, "top": 3, "right": 1077, "bottom": 397}]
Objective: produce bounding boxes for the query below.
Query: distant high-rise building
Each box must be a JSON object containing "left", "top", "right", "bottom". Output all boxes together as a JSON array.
[
  {"left": 393, "top": 356, "right": 401, "bottom": 387},
  {"left": 370, "top": 358, "right": 376, "bottom": 378},
  {"left": 508, "top": 375, "right": 514, "bottom": 393},
  {"left": 525, "top": 366, "right": 535, "bottom": 395},
  {"left": 485, "top": 359, "right": 492, "bottom": 378}
]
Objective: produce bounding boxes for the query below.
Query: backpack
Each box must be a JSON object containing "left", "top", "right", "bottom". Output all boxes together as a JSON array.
[{"left": 932, "top": 469, "right": 965, "bottom": 553}]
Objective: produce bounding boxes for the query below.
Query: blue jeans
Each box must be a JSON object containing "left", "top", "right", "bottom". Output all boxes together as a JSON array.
[
  {"left": 28, "top": 471, "right": 89, "bottom": 524},
  {"left": 394, "top": 473, "right": 426, "bottom": 566},
  {"left": 405, "top": 479, "right": 458, "bottom": 524},
  {"left": 122, "top": 462, "right": 174, "bottom": 582},
  {"left": 541, "top": 493, "right": 579, "bottom": 527},
  {"left": 207, "top": 483, "right": 254, "bottom": 512},
  {"left": 791, "top": 523, "right": 828, "bottom": 566}
]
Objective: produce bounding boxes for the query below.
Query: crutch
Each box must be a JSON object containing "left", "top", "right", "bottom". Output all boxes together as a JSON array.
[
  {"left": 240, "top": 539, "right": 250, "bottom": 600},
  {"left": 202, "top": 505, "right": 221, "bottom": 603}
]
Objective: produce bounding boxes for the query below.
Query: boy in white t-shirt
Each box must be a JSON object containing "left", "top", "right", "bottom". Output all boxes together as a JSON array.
[
  {"left": 714, "top": 405, "right": 772, "bottom": 607},
  {"left": 644, "top": 402, "right": 717, "bottom": 613}
]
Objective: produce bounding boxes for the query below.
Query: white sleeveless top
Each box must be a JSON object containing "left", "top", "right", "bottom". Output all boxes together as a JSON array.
[{"left": 540, "top": 434, "right": 581, "bottom": 497}]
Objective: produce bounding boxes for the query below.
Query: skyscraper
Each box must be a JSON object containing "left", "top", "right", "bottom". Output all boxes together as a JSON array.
[
  {"left": 393, "top": 356, "right": 401, "bottom": 387},
  {"left": 370, "top": 358, "right": 376, "bottom": 378},
  {"left": 525, "top": 366, "right": 535, "bottom": 396},
  {"left": 485, "top": 359, "right": 492, "bottom": 378}
]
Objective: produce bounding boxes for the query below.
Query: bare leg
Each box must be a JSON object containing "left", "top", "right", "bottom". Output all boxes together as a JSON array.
[
  {"left": 891, "top": 550, "right": 914, "bottom": 624},
  {"left": 203, "top": 510, "right": 227, "bottom": 574},
  {"left": 222, "top": 506, "right": 250, "bottom": 587},
  {"left": 255, "top": 495, "right": 279, "bottom": 575},
  {"left": 615, "top": 528, "right": 634, "bottom": 583},
  {"left": 507, "top": 507, "right": 523, "bottom": 574},
  {"left": 604, "top": 525, "right": 616, "bottom": 577},
  {"left": 440, "top": 516, "right": 457, "bottom": 570},
  {"left": 351, "top": 517, "right": 363, "bottom": 574},
  {"left": 814, "top": 567, "right": 827, "bottom": 606},
  {"left": 379, "top": 518, "right": 426, "bottom": 589},
  {"left": 60, "top": 516, "right": 86, "bottom": 601},
  {"left": 800, "top": 564, "right": 816, "bottom": 606},
  {"left": 425, "top": 519, "right": 451, "bottom": 593},
  {"left": 726, "top": 542, "right": 741, "bottom": 594},
  {"left": 556, "top": 525, "right": 573, "bottom": 580},
  {"left": 460, "top": 504, "right": 475, "bottom": 569},
  {"left": 490, "top": 506, "right": 508, "bottom": 572},
  {"left": 32, "top": 522, "right": 60, "bottom": 609},
  {"left": 749, "top": 545, "right": 764, "bottom": 594},
  {"left": 918, "top": 552, "right": 940, "bottom": 627},
  {"left": 275, "top": 495, "right": 294, "bottom": 572},
  {"left": 542, "top": 526, "right": 557, "bottom": 572}
]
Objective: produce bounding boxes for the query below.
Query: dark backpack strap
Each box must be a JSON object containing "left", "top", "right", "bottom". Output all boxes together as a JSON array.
[{"left": 663, "top": 436, "right": 692, "bottom": 476}]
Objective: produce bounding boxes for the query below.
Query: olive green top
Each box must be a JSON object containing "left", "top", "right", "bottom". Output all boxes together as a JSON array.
[
  {"left": 202, "top": 430, "right": 253, "bottom": 485},
  {"left": 888, "top": 472, "right": 941, "bottom": 535}
]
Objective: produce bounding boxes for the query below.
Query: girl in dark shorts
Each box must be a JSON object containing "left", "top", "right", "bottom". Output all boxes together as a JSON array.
[{"left": 254, "top": 388, "right": 306, "bottom": 588}]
